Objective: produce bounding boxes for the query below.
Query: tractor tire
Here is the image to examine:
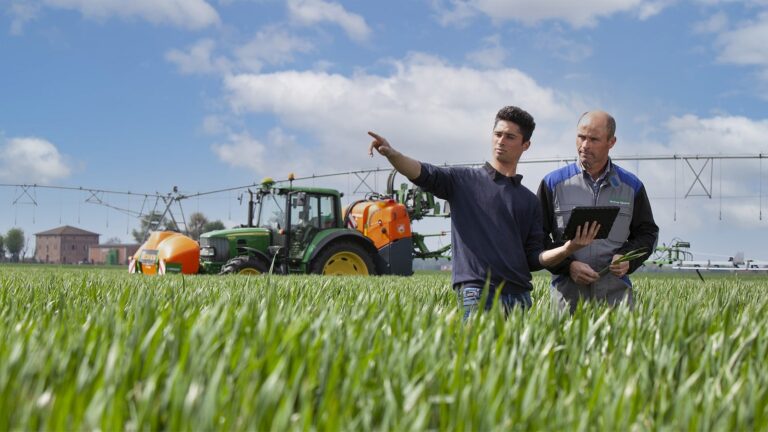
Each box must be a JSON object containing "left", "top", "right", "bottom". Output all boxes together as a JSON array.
[
  {"left": 310, "top": 241, "right": 376, "bottom": 276},
  {"left": 219, "top": 255, "right": 269, "bottom": 275}
]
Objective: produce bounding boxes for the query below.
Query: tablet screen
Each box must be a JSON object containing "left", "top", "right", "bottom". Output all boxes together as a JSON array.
[{"left": 563, "top": 206, "right": 621, "bottom": 240}]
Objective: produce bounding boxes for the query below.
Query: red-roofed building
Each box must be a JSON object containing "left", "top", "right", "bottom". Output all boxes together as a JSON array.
[{"left": 35, "top": 225, "right": 99, "bottom": 264}]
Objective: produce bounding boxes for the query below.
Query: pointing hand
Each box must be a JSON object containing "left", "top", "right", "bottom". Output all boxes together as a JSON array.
[{"left": 368, "top": 131, "right": 394, "bottom": 157}]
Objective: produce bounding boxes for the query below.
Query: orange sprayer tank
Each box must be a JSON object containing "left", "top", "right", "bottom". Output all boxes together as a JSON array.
[
  {"left": 344, "top": 199, "right": 412, "bottom": 249},
  {"left": 130, "top": 231, "right": 200, "bottom": 275}
]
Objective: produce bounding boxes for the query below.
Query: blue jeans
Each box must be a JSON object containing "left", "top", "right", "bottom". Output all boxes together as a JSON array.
[{"left": 459, "top": 286, "right": 532, "bottom": 320}]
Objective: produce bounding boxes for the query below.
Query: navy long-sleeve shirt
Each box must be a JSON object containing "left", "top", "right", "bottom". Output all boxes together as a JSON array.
[{"left": 412, "top": 162, "right": 545, "bottom": 294}]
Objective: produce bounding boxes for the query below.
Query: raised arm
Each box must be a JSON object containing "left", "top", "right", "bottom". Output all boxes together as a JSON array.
[{"left": 368, "top": 131, "right": 422, "bottom": 180}]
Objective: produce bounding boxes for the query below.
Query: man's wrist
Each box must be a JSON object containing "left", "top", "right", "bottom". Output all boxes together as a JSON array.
[
  {"left": 386, "top": 149, "right": 403, "bottom": 161},
  {"left": 564, "top": 241, "right": 579, "bottom": 255}
]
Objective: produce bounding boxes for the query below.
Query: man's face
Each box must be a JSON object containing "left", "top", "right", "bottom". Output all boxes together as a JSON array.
[
  {"left": 492, "top": 120, "right": 530, "bottom": 164},
  {"left": 576, "top": 114, "right": 615, "bottom": 172}
]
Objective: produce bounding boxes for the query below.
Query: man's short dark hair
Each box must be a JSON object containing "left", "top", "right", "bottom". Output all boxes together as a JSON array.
[{"left": 494, "top": 106, "right": 536, "bottom": 142}]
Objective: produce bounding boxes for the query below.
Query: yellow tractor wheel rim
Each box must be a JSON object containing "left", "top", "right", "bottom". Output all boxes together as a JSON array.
[
  {"left": 238, "top": 267, "right": 262, "bottom": 275},
  {"left": 323, "top": 251, "right": 369, "bottom": 275}
]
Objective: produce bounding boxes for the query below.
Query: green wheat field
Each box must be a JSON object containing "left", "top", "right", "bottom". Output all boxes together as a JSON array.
[{"left": 1, "top": 265, "right": 767, "bottom": 430}]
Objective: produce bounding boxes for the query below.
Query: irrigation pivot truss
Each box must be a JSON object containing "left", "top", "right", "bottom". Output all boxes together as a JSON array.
[
  {"left": 0, "top": 183, "right": 187, "bottom": 240},
  {"left": 2, "top": 153, "right": 766, "bottom": 240}
]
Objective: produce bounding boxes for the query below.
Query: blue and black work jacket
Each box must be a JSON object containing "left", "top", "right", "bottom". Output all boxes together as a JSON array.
[{"left": 537, "top": 160, "right": 659, "bottom": 286}]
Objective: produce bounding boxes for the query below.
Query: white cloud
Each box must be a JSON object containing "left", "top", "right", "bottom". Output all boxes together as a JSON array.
[
  {"left": 42, "top": 0, "right": 220, "bottom": 29},
  {"left": 637, "top": 0, "right": 673, "bottom": 20},
  {"left": 0, "top": 137, "right": 72, "bottom": 183},
  {"left": 287, "top": 0, "right": 370, "bottom": 42},
  {"left": 693, "top": 0, "right": 768, "bottom": 5},
  {"left": 8, "top": 1, "right": 40, "bottom": 35},
  {"left": 465, "top": 35, "right": 507, "bottom": 68},
  {"left": 665, "top": 114, "right": 768, "bottom": 153},
  {"left": 534, "top": 31, "right": 593, "bottom": 62},
  {"left": 167, "top": 29, "right": 313, "bottom": 75},
  {"left": 211, "top": 128, "right": 316, "bottom": 176},
  {"left": 211, "top": 132, "right": 266, "bottom": 171},
  {"left": 166, "top": 39, "right": 231, "bottom": 75},
  {"left": 202, "top": 115, "right": 228, "bottom": 135},
  {"left": 234, "top": 27, "right": 314, "bottom": 72},
  {"left": 716, "top": 12, "right": 768, "bottom": 66},
  {"left": 692, "top": 11, "right": 729, "bottom": 34},
  {"left": 432, "top": 0, "right": 477, "bottom": 27},
  {"left": 220, "top": 54, "right": 577, "bottom": 180},
  {"left": 433, "top": 0, "right": 671, "bottom": 28}
]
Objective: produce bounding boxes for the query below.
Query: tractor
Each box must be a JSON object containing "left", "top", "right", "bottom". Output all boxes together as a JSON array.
[{"left": 131, "top": 173, "right": 451, "bottom": 276}]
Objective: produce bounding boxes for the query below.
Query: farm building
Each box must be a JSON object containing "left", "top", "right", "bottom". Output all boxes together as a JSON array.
[
  {"left": 88, "top": 243, "right": 140, "bottom": 265},
  {"left": 35, "top": 225, "right": 100, "bottom": 264}
]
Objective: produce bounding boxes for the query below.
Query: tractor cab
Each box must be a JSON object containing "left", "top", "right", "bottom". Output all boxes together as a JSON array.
[
  {"left": 252, "top": 186, "right": 341, "bottom": 271},
  {"left": 201, "top": 179, "right": 381, "bottom": 276}
]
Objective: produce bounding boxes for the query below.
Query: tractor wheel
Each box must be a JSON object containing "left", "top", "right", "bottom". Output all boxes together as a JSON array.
[
  {"left": 310, "top": 241, "right": 376, "bottom": 275},
  {"left": 220, "top": 255, "right": 269, "bottom": 275}
]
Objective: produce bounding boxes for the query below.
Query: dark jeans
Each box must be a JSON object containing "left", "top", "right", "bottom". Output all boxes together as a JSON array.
[{"left": 458, "top": 286, "right": 532, "bottom": 320}]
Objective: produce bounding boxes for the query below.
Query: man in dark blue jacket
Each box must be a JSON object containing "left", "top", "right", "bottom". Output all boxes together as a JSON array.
[{"left": 369, "top": 106, "right": 599, "bottom": 318}]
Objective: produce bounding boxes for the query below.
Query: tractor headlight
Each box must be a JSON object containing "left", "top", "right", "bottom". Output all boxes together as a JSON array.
[{"left": 200, "top": 247, "right": 216, "bottom": 257}]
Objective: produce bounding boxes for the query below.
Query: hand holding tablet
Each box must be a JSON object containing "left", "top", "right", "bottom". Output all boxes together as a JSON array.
[{"left": 563, "top": 206, "right": 621, "bottom": 240}]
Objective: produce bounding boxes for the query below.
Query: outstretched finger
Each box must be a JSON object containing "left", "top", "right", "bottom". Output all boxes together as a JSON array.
[{"left": 367, "top": 131, "right": 384, "bottom": 156}]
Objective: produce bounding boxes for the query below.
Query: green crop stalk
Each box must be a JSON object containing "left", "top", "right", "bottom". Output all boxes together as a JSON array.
[{"left": 598, "top": 248, "right": 648, "bottom": 276}]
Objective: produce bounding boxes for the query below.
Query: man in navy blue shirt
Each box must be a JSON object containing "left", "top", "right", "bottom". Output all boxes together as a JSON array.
[{"left": 369, "top": 106, "right": 599, "bottom": 318}]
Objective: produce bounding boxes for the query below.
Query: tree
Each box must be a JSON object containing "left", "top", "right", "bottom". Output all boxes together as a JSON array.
[
  {"left": 131, "top": 211, "right": 178, "bottom": 243},
  {"left": 187, "top": 212, "right": 209, "bottom": 241},
  {"left": 203, "top": 220, "right": 226, "bottom": 233},
  {"left": 187, "top": 212, "right": 226, "bottom": 240},
  {"left": 0, "top": 234, "right": 4, "bottom": 261},
  {"left": 105, "top": 237, "right": 122, "bottom": 245},
  {"left": 5, "top": 228, "right": 25, "bottom": 263}
]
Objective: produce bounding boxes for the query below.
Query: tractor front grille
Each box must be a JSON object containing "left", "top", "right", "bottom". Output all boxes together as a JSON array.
[{"left": 200, "top": 237, "right": 230, "bottom": 262}]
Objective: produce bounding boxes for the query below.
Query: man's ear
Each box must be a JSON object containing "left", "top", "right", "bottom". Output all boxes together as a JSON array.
[
  {"left": 522, "top": 140, "right": 532, "bottom": 151},
  {"left": 608, "top": 136, "right": 616, "bottom": 149}
]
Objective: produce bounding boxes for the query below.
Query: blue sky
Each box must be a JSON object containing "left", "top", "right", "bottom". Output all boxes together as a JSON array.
[{"left": 1, "top": 0, "right": 767, "bottom": 261}]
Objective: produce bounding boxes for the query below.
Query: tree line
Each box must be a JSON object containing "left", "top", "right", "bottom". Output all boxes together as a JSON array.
[
  {"left": 131, "top": 211, "right": 225, "bottom": 243},
  {"left": 0, "top": 228, "right": 25, "bottom": 262}
]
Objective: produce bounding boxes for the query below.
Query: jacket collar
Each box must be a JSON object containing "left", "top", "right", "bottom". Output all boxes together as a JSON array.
[
  {"left": 483, "top": 161, "right": 523, "bottom": 185},
  {"left": 578, "top": 158, "right": 620, "bottom": 187}
]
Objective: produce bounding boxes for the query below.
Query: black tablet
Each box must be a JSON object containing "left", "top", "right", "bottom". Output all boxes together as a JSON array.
[{"left": 563, "top": 206, "right": 620, "bottom": 240}]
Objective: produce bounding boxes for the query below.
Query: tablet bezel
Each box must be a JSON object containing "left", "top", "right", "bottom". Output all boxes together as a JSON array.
[{"left": 562, "top": 206, "right": 621, "bottom": 240}]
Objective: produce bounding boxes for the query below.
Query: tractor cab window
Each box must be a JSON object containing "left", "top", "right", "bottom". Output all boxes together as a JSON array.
[
  {"left": 319, "top": 195, "right": 335, "bottom": 228},
  {"left": 290, "top": 193, "right": 318, "bottom": 229},
  {"left": 257, "top": 192, "right": 286, "bottom": 230},
  {"left": 288, "top": 193, "right": 337, "bottom": 259}
]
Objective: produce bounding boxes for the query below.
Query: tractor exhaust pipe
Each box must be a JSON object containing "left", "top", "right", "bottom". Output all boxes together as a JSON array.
[{"left": 247, "top": 189, "right": 254, "bottom": 227}]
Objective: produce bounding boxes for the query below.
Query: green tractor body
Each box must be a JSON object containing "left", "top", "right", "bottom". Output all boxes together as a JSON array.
[{"left": 199, "top": 184, "right": 383, "bottom": 275}]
